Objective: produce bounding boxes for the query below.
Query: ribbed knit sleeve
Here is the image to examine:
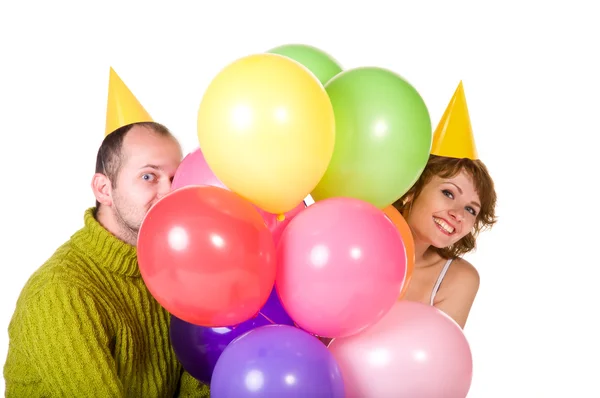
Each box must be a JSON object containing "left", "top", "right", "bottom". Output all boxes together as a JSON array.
[
  {"left": 177, "top": 371, "right": 211, "bottom": 397},
  {"left": 4, "top": 208, "right": 212, "bottom": 396},
  {"left": 15, "top": 281, "right": 124, "bottom": 397}
]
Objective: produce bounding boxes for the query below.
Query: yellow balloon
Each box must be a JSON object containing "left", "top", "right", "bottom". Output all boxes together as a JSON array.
[{"left": 197, "top": 53, "right": 336, "bottom": 214}]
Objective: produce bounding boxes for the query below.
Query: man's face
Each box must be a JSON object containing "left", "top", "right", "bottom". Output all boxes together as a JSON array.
[{"left": 110, "top": 125, "right": 182, "bottom": 238}]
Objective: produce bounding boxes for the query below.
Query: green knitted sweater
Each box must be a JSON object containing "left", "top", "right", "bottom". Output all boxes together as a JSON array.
[{"left": 3, "top": 208, "right": 210, "bottom": 397}]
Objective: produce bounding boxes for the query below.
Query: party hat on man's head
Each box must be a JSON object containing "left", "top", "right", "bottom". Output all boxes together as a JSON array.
[
  {"left": 430, "top": 81, "right": 478, "bottom": 160},
  {"left": 105, "top": 67, "right": 153, "bottom": 136}
]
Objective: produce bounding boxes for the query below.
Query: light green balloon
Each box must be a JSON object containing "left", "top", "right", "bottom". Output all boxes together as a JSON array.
[
  {"left": 311, "top": 67, "right": 432, "bottom": 208},
  {"left": 267, "top": 44, "right": 343, "bottom": 85}
]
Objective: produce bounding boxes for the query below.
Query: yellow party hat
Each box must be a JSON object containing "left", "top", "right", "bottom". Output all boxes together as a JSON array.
[
  {"left": 430, "top": 81, "right": 478, "bottom": 160},
  {"left": 105, "top": 67, "right": 153, "bottom": 136}
]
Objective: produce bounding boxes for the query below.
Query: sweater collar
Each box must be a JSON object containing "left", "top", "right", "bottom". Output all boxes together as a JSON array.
[{"left": 71, "top": 208, "right": 140, "bottom": 277}]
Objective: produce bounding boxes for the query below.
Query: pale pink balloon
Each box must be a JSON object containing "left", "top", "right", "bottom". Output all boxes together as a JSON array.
[
  {"left": 328, "top": 301, "right": 473, "bottom": 398},
  {"left": 275, "top": 197, "right": 407, "bottom": 338},
  {"left": 171, "top": 148, "right": 306, "bottom": 241}
]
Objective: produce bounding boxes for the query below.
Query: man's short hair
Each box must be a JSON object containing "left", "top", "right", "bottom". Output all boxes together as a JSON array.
[{"left": 94, "top": 121, "right": 173, "bottom": 208}]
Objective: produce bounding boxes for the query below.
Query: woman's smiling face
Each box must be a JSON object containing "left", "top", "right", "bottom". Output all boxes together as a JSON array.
[{"left": 405, "top": 170, "right": 481, "bottom": 249}]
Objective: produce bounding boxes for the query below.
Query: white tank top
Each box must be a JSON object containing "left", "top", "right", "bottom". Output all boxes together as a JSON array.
[{"left": 430, "top": 258, "right": 453, "bottom": 305}]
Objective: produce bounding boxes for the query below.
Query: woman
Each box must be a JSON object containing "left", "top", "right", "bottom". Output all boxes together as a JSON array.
[{"left": 393, "top": 81, "right": 498, "bottom": 329}]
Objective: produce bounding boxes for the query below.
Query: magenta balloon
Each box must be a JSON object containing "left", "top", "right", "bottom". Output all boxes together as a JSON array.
[{"left": 275, "top": 196, "right": 407, "bottom": 338}]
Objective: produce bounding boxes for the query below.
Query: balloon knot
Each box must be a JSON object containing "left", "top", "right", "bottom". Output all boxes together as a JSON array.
[{"left": 276, "top": 214, "right": 286, "bottom": 222}]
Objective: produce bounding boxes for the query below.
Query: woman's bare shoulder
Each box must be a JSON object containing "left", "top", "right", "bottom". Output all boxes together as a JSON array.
[
  {"left": 449, "top": 257, "right": 480, "bottom": 284},
  {"left": 436, "top": 257, "right": 480, "bottom": 301},
  {"left": 434, "top": 257, "right": 480, "bottom": 328}
]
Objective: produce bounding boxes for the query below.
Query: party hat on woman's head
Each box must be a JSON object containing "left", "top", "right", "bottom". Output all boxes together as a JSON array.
[
  {"left": 430, "top": 81, "right": 478, "bottom": 160},
  {"left": 105, "top": 67, "right": 153, "bottom": 136}
]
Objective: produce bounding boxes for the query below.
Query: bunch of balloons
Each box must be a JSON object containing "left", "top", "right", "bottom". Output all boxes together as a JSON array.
[{"left": 137, "top": 44, "right": 473, "bottom": 398}]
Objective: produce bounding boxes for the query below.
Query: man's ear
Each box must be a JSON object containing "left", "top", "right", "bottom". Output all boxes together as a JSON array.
[{"left": 91, "top": 173, "right": 113, "bottom": 206}]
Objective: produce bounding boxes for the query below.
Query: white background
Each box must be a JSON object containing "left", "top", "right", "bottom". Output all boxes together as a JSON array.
[{"left": 1, "top": 1, "right": 598, "bottom": 396}]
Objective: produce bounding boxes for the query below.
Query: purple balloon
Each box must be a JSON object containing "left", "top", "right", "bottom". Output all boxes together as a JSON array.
[
  {"left": 170, "top": 288, "right": 296, "bottom": 384},
  {"left": 210, "top": 324, "right": 345, "bottom": 398},
  {"left": 260, "top": 286, "right": 296, "bottom": 325}
]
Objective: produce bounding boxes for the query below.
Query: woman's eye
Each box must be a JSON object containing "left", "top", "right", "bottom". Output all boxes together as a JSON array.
[
  {"left": 466, "top": 206, "right": 477, "bottom": 216},
  {"left": 442, "top": 189, "right": 454, "bottom": 199},
  {"left": 142, "top": 173, "right": 156, "bottom": 182}
]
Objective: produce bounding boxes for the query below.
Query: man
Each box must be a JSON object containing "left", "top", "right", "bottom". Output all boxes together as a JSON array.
[{"left": 3, "top": 69, "right": 210, "bottom": 397}]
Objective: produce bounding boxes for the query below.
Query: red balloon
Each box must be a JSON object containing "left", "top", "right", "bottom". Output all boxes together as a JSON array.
[
  {"left": 171, "top": 147, "right": 306, "bottom": 245},
  {"left": 138, "top": 185, "right": 276, "bottom": 327}
]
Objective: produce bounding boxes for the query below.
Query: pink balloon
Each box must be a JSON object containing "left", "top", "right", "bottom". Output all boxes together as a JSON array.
[
  {"left": 275, "top": 197, "right": 407, "bottom": 338},
  {"left": 172, "top": 148, "right": 306, "bottom": 242},
  {"left": 172, "top": 147, "right": 227, "bottom": 191},
  {"left": 328, "top": 301, "right": 473, "bottom": 398}
]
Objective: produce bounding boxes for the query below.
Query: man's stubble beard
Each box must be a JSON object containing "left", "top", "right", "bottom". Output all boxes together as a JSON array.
[{"left": 112, "top": 197, "right": 142, "bottom": 247}]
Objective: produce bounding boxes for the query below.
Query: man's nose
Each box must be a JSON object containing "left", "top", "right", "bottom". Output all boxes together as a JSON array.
[{"left": 157, "top": 180, "right": 172, "bottom": 199}]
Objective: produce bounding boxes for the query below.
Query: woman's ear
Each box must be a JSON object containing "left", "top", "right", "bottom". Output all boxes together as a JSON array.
[
  {"left": 402, "top": 192, "right": 415, "bottom": 207},
  {"left": 398, "top": 192, "right": 416, "bottom": 218},
  {"left": 91, "top": 173, "right": 113, "bottom": 206}
]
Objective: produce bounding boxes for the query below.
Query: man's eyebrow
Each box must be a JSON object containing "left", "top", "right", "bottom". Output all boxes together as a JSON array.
[{"left": 139, "top": 164, "right": 163, "bottom": 170}]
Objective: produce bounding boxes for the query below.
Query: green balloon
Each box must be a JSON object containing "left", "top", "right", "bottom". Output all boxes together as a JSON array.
[
  {"left": 311, "top": 67, "right": 432, "bottom": 208},
  {"left": 267, "top": 44, "right": 343, "bottom": 85}
]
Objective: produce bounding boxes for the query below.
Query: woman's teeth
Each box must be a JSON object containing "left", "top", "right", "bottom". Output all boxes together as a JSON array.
[{"left": 434, "top": 217, "right": 454, "bottom": 234}]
